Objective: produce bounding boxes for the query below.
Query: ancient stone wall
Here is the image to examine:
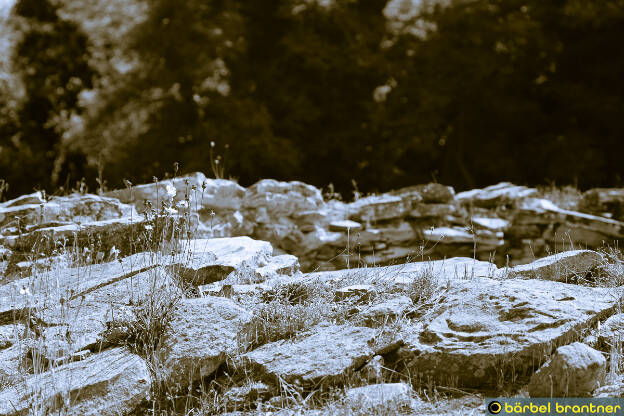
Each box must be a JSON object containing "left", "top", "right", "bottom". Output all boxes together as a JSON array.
[{"left": 2, "top": 173, "right": 624, "bottom": 272}]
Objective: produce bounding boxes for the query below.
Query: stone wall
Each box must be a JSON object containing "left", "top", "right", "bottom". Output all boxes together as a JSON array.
[{"left": 2, "top": 172, "right": 624, "bottom": 272}]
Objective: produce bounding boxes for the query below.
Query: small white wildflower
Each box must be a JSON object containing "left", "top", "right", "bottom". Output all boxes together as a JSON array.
[
  {"left": 20, "top": 286, "right": 32, "bottom": 296},
  {"left": 210, "top": 141, "right": 215, "bottom": 148},
  {"left": 165, "top": 207, "right": 178, "bottom": 215},
  {"left": 144, "top": 224, "right": 153, "bottom": 231},
  {"left": 109, "top": 246, "right": 120, "bottom": 259},
  {"left": 177, "top": 200, "right": 189, "bottom": 208},
  {"left": 166, "top": 184, "right": 177, "bottom": 198}
]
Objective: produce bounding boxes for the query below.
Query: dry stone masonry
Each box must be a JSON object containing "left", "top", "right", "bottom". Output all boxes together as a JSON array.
[{"left": 3, "top": 174, "right": 624, "bottom": 275}]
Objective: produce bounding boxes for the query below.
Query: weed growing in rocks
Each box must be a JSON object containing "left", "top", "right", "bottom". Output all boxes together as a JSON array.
[
  {"left": 0, "top": 165, "right": 213, "bottom": 415},
  {"left": 0, "top": 179, "right": 9, "bottom": 201},
  {"left": 595, "top": 245, "right": 624, "bottom": 288},
  {"left": 104, "top": 269, "right": 181, "bottom": 358},
  {"left": 209, "top": 141, "right": 229, "bottom": 179},
  {"left": 404, "top": 263, "right": 440, "bottom": 305},
  {"left": 6, "top": 177, "right": 624, "bottom": 415},
  {"left": 237, "top": 278, "right": 374, "bottom": 351}
]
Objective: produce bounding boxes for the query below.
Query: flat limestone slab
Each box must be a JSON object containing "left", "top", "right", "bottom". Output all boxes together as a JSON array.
[
  {"left": 498, "top": 249, "right": 604, "bottom": 282},
  {"left": 397, "top": 277, "right": 622, "bottom": 389},
  {"left": 0, "top": 347, "right": 150, "bottom": 416},
  {"left": 243, "top": 323, "right": 402, "bottom": 388},
  {"left": 518, "top": 198, "right": 624, "bottom": 237},
  {"left": 35, "top": 267, "right": 178, "bottom": 358},
  {"left": 1, "top": 237, "right": 267, "bottom": 326},
  {"left": 348, "top": 195, "right": 411, "bottom": 222},
  {"left": 171, "top": 237, "right": 273, "bottom": 286},
  {"left": 0, "top": 252, "right": 157, "bottom": 325},
  {"left": 0, "top": 194, "right": 136, "bottom": 231},
  {"left": 285, "top": 257, "right": 498, "bottom": 288},
  {"left": 2, "top": 215, "right": 147, "bottom": 255},
  {"left": 456, "top": 182, "right": 537, "bottom": 207}
]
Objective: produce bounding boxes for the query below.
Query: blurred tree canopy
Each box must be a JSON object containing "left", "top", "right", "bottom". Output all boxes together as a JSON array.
[
  {"left": 0, "top": 0, "right": 95, "bottom": 195},
  {"left": 1, "top": 0, "right": 623, "bottom": 198}
]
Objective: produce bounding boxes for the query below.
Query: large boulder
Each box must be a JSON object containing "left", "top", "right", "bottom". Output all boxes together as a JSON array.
[
  {"left": 396, "top": 277, "right": 620, "bottom": 389},
  {"left": 158, "top": 296, "right": 253, "bottom": 392},
  {"left": 528, "top": 342, "right": 606, "bottom": 397},
  {"left": 242, "top": 179, "right": 324, "bottom": 218}
]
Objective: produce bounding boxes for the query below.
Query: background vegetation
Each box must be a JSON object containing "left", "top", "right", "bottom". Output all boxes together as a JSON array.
[{"left": 1, "top": 0, "right": 623, "bottom": 198}]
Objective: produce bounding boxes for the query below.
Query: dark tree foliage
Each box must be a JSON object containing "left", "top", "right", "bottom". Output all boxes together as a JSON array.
[
  {"left": 86, "top": 0, "right": 389, "bottom": 194},
  {"left": 2, "top": 0, "right": 624, "bottom": 198},
  {"left": 0, "top": 0, "right": 95, "bottom": 196},
  {"left": 385, "top": 0, "right": 624, "bottom": 190},
  {"left": 230, "top": 0, "right": 389, "bottom": 193}
]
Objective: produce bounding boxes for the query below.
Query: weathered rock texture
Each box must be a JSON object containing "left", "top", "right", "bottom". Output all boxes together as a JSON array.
[
  {"left": 0, "top": 232, "right": 622, "bottom": 414},
  {"left": 158, "top": 296, "right": 253, "bottom": 391},
  {"left": 3, "top": 175, "right": 624, "bottom": 273},
  {"left": 0, "top": 347, "right": 151, "bottom": 416},
  {"left": 0, "top": 237, "right": 299, "bottom": 415},
  {"left": 243, "top": 323, "right": 402, "bottom": 389},
  {"left": 1, "top": 175, "right": 624, "bottom": 414},
  {"left": 527, "top": 342, "right": 606, "bottom": 397},
  {"left": 395, "top": 276, "right": 619, "bottom": 389}
]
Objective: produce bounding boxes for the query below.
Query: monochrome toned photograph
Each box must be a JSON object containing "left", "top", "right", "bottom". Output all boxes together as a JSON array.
[{"left": 0, "top": 0, "right": 623, "bottom": 414}]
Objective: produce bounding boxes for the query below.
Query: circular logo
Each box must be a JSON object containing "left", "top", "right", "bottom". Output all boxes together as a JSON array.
[{"left": 488, "top": 401, "right": 502, "bottom": 414}]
